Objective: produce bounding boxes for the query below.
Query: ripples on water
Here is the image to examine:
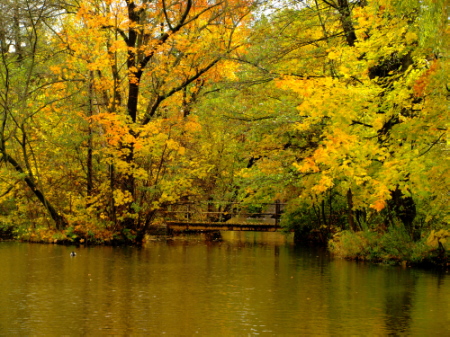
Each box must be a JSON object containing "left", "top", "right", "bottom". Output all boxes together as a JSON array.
[{"left": 0, "top": 232, "right": 449, "bottom": 335}]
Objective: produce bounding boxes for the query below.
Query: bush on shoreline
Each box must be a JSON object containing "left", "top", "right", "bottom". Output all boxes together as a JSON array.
[
  {"left": 6, "top": 223, "right": 121, "bottom": 245},
  {"left": 329, "top": 227, "right": 449, "bottom": 268}
]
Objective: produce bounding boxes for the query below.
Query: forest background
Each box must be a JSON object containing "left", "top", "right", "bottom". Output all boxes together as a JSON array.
[{"left": 0, "top": 0, "right": 448, "bottom": 265}]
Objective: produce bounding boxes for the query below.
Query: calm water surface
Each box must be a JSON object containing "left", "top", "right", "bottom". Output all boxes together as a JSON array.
[{"left": 0, "top": 232, "right": 449, "bottom": 335}]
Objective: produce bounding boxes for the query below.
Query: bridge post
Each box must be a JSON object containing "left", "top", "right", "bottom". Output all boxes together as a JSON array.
[
  {"left": 275, "top": 200, "right": 281, "bottom": 226},
  {"left": 186, "top": 203, "right": 191, "bottom": 221}
]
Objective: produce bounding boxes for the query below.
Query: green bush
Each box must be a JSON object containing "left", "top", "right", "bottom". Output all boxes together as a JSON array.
[{"left": 329, "top": 226, "right": 449, "bottom": 266}]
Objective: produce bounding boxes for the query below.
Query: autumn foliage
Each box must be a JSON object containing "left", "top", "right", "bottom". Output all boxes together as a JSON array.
[{"left": 0, "top": 0, "right": 447, "bottom": 254}]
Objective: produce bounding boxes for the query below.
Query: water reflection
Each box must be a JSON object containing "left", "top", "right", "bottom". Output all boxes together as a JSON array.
[
  {"left": 383, "top": 269, "right": 416, "bottom": 335},
  {"left": 0, "top": 235, "right": 449, "bottom": 335}
]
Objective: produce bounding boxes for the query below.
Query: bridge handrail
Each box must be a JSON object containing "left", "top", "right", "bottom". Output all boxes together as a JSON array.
[{"left": 163, "top": 201, "right": 285, "bottom": 225}]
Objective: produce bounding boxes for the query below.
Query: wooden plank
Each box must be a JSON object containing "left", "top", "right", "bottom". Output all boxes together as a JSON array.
[{"left": 166, "top": 221, "right": 291, "bottom": 232}]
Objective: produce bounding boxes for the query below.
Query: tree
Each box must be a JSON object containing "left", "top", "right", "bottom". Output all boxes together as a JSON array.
[
  {"left": 0, "top": 0, "right": 71, "bottom": 229},
  {"left": 52, "top": 0, "right": 256, "bottom": 242},
  {"left": 220, "top": 0, "right": 448, "bottom": 239},
  {"left": 275, "top": 0, "right": 448, "bottom": 235}
]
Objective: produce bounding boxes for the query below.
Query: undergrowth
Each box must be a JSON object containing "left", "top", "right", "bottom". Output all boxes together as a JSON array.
[{"left": 329, "top": 227, "right": 450, "bottom": 267}]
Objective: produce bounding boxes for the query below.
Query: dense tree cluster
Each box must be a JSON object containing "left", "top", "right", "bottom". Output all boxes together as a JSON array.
[{"left": 0, "top": 0, "right": 447, "bottom": 257}]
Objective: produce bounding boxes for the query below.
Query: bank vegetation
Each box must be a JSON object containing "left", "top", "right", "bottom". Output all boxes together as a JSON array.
[{"left": 0, "top": 0, "right": 448, "bottom": 266}]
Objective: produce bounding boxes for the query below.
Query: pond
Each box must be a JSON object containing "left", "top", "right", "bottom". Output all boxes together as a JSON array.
[{"left": 0, "top": 232, "right": 449, "bottom": 335}]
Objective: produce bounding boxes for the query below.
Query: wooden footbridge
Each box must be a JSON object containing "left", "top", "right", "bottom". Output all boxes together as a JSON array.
[{"left": 164, "top": 201, "right": 287, "bottom": 232}]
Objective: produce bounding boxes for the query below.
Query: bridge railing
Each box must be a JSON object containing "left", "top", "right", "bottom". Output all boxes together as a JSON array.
[{"left": 164, "top": 201, "right": 285, "bottom": 225}]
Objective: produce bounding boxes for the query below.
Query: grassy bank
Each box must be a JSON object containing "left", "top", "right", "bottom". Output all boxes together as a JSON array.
[
  {"left": 329, "top": 227, "right": 450, "bottom": 268},
  {"left": 0, "top": 222, "right": 168, "bottom": 245}
]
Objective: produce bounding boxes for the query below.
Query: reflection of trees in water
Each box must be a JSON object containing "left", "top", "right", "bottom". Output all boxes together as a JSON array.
[
  {"left": 383, "top": 270, "right": 417, "bottom": 334},
  {"left": 436, "top": 271, "right": 447, "bottom": 289}
]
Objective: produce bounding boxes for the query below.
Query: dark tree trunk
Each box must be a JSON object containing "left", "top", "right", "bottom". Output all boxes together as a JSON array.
[
  {"left": 347, "top": 188, "right": 358, "bottom": 231},
  {"left": 323, "top": 0, "right": 357, "bottom": 47},
  {"left": 134, "top": 210, "right": 157, "bottom": 244},
  {"left": 321, "top": 199, "right": 328, "bottom": 227},
  {"left": 389, "top": 187, "right": 416, "bottom": 237},
  {"left": 4, "top": 153, "right": 67, "bottom": 229},
  {"left": 337, "top": 0, "right": 357, "bottom": 47},
  {"left": 109, "top": 163, "right": 117, "bottom": 225},
  {"left": 87, "top": 71, "right": 94, "bottom": 197}
]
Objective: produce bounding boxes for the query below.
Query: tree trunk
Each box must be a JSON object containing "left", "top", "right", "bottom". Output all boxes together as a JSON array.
[
  {"left": 321, "top": 199, "right": 328, "bottom": 227},
  {"left": 389, "top": 187, "right": 417, "bottom": 237},
  {"left": 87, "top": 71, "right": 94, "bottom": 197},
  {"left": 4, "top": 153, "right": 67, "bottom": 229},
  {"left": 346, "top": 188, "right": 357, "bottom": 231},
  {"left": 337, "top": 0, "right": 357, "bottom": 47}
]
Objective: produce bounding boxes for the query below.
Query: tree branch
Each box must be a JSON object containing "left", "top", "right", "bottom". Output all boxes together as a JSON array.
[
  {"left": 142, "top": 59, "right": 220, "bottom": 124},
  {"left": 418, "top": 133, "right": 446, "bottom": 157}
]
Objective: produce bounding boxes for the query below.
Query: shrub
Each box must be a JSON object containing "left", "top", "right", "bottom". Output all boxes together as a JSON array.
[{"left": 328, "top": 226, "right": 449, "bottom": 266}]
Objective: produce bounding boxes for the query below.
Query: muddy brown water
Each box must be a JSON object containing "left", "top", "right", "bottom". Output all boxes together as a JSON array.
[{"left": 0, "top": 232, "right": 448, "bottom": 335}]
